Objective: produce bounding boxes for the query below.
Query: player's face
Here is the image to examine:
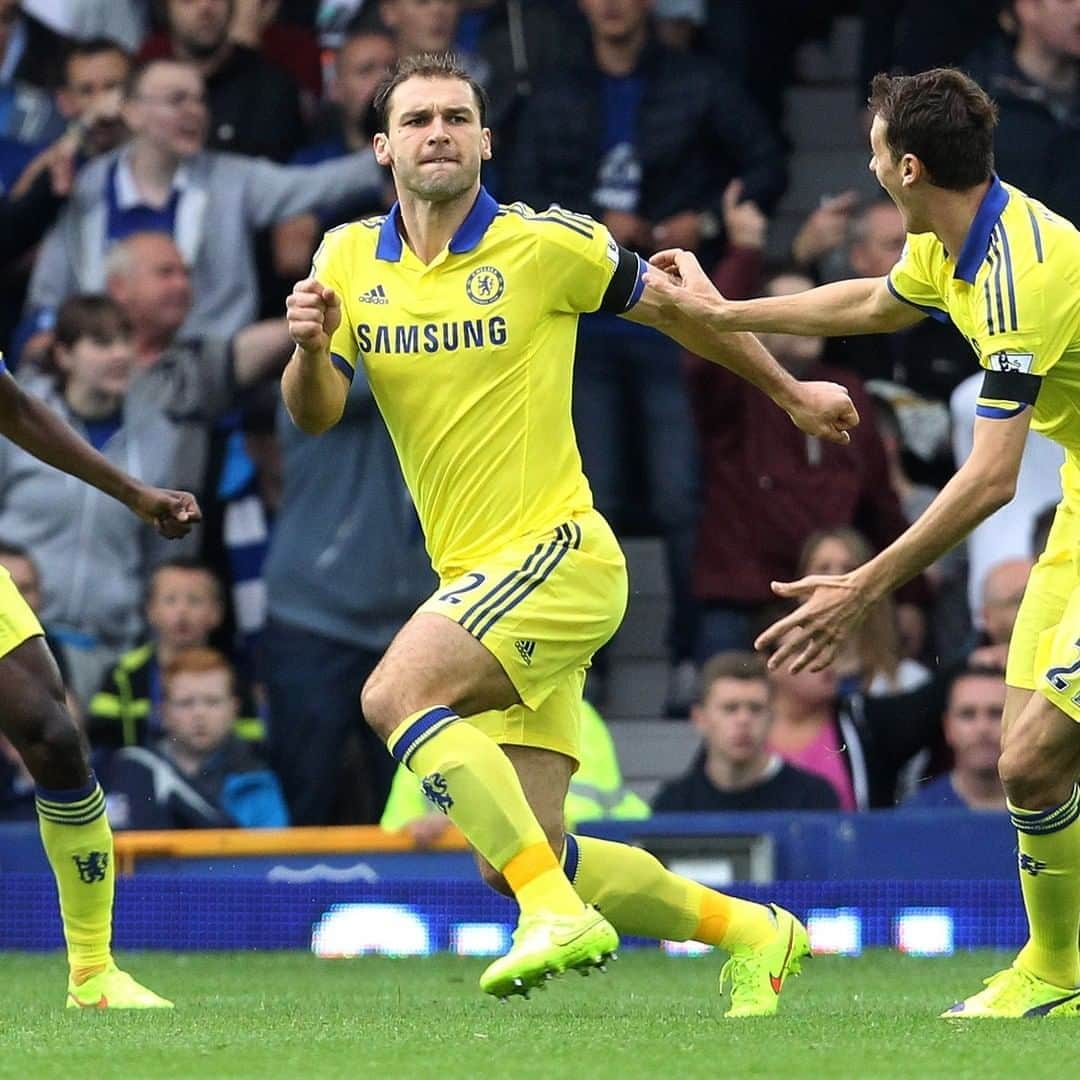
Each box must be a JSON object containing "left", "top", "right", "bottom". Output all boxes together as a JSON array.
[
  {"left": 335, "top": 35, "right": 396, "bottom": 124},
  {"left": 164, "top": 669, "right": 236, "bottom": 754},
  {"left": 147, "top": 569, "right": 223, "bottom": 648},
  {"left": 868, "top": 114, "right": 917, "bottom": 227},
  {"left": 126, "top": 62, "right": 208, "bottom": 159},
  {"left": 944, "top": 675, "right": 1005, "bottom": 774},
  {"left": 377, "top": 76, "right": 491, "bottom": 203},
  {"left": 59, "top": 334, "right": 134, "bottom": 401},
  {"left": 693, "top": 677, "right": 772, "bottom": 766},
  {"left": 0, "top": 554, "right": 41, "bottom": 613}
]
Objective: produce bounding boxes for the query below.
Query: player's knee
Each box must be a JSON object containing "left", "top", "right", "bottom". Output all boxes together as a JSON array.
[
  {"left": 359, "top": 671, "right": 396, "bottom": 741},
  {"left": 998, "top": 734, "right": 1069, "bottom": 809},
  {"left": 21, "top": 702, "right": 87, "bottom": 784}
]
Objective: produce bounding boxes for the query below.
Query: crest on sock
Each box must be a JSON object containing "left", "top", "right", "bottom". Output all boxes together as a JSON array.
[{"left": 421, "top": 772, "right": 454, "bottom": 814}]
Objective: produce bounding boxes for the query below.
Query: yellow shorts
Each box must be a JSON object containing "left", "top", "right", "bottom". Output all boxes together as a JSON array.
[
  {"left": 1007, "top": 500, "right": 1080, "bottom": 722},
  {"left": 419, "top": 508, "right": 628, "bottom": 762},
  {"left": 0, "top": 565, "right": 43, "bottom": 660}
]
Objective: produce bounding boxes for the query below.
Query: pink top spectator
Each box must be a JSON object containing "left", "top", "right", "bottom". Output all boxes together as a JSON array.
[{"left": 774, "top": 724, "right": 856, "bottom": 811}]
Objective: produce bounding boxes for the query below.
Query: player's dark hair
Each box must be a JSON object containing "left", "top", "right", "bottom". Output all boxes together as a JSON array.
[
  {"left": 373, "top": 51, "right": 489, "bottom": 130},
  {"left": 869, "top": 68, "right": 997, "bottom": 190},
  {"left": 698, "top": 651, "right": 769, "bottom": 704}
]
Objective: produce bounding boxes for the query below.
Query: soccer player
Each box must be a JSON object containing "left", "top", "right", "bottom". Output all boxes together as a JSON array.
[
  {"left": 644, "top": 67, "right": 1080, "bottom": 1019},
  {"left": 0, "top": 353, "right": 198, "bottom": 1008},
  {"left": 284, "top": 52, "right": 858, "bottom": 1014}
]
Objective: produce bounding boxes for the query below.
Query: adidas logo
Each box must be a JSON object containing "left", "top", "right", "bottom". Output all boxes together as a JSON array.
[
  {"left": 515, "top": 639, "right": 535, "bottom": 666},
  {"left": 359, "top": 284, "right": 388, "bottom": 304}
]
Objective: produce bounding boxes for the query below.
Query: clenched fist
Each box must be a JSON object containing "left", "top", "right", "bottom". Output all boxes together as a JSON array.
[{"left": 286, "top": 279, "right": 342, "bottom": 354}]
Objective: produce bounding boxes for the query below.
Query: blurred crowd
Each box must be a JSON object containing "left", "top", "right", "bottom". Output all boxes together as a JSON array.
[{"left": 0, "top": 0, "right": 1076, "bottom": 831}]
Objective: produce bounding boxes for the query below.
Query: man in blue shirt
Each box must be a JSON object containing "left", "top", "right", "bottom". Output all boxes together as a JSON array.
[{"left": 904, "top": 665, "right": 1007, "bottom": 810}]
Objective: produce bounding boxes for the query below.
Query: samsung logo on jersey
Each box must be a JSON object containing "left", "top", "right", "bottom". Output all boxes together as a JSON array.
[{"left": 357, "top": 317, "right": 508, "bottom": 355}]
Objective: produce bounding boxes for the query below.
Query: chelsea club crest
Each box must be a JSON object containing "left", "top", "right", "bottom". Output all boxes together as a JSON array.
[{"left": 466, "top": 265, "right": 505, "bottom": 305}]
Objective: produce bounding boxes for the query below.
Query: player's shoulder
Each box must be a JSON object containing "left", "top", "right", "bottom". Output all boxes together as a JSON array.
[
  {"left": 495, "top": 200, "right": 606, "bottom": 251},
  {"left": 313, "top": 215, "right": 386, "bottom": 265}
]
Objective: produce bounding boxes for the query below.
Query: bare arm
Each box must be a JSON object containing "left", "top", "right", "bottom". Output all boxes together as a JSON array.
[
  {"left": 756, "top": 407, "right": 1031, "bottom": 671},
  {"left": 625, "top": 279, "right": 861, "bottom": 444},
  {"left": 0, "top": 373, "right": 200, "bottom": 537},
  {"left": 232, "top": 318, "right": 294, "bottom": 389},
  {"left": 282, "top": 279, "right": 350, "bottom": 434},
  {"left": 643, "top": 249, "right": 924, "bottom": 336}
]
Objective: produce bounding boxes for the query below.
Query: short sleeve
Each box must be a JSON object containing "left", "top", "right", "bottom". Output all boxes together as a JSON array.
[
  {"left": 311, "top": 226, "right": 358, "bottom": 378},
  {"left": 525, "top": 206, "right": 623, "bottom": 315},
  {"left": 886, "top": 235, "right": 949, "bottom": 323}
]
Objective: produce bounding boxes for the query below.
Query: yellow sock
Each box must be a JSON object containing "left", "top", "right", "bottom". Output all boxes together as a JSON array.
[
  {"left": 388, "top": 707, "right": 582, "bottom": 915},
  {"left": 1010, "top": 784, "right": 1080, "bottom": 988},
  {"left": 564, "top": 835, "right": 776, "bottom": 950},
  {"left": 36, "top": 775, "right": 114, "bottom": 978}
]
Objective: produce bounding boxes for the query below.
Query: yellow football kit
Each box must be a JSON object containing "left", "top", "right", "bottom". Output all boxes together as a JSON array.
[
  {"left": 0, "top": 358, "right": 45, "bottom": 659},
  {"left": 312, "top": 189, "right": 643, "bottom": 759},
  {"left": 889, "top": 175, "right": 1080, "bottom": 718}
]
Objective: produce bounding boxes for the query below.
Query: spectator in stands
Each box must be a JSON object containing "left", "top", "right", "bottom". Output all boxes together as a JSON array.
[
  {"left": 0, "top": 0, "right": 65, "bottom": 145},
  {"left": 1, "top": 38, "right": 132, "bottom": 352},
  {"left": 969, "top": 557, "right": 1033, "bottom": 671},
  {"left": 104, "top": 230, "right": 292, "bottom": 500},
  {"left": 262, "top": 365, "right": 435, "bottom": 826},
  {"left": 138, "top": 0, "right": 305, "bottom": 161},
  {"left": 687, "top": 267, "right": 915, "bottom": 662},
  {"left": 22, "top": 58, "right": 385, "bottom": 354},
  {"left": 502, "top": 0, "right": 786, "bottom": 713},
  {"left": 382, "top": 698, "right": 650, "bottom": 847},
  {"left": 106, "top": 646, "right": 288, "bottom": 829},
  {"left": 765, "top": 620, "right": 949, "bottom": 809},
  {"left": 965, "top": 0, "right": 1080, "bottom": 224},
  {"left": 272, "top": 26, "right": 396, "bottom": 281},
  {"left": 22, "top": 0, "right": 147, "bottom": 53},
  {"left": 89, "top": 556, "right": 263, "bottom": 754},
  {"left": 228, "top": 0, "right": 323, "bottom": 107},
  {"left": 798, "top": 527, "right": 931, "bottom": 695},
  {"left": 0, "top": 730, "right": 34, "bottom": 820},
  {"left": 951, "top": 368, "right": 1063, "bottom": 623},
  {"left": 652, "top": 651, "right": 839, "bottom": 812},
  {"left": 903, "top": 665, "right": 1008, "bottom": 810},
  {"left": 0, "top": 295, "right": 183, "bottom": 705}
]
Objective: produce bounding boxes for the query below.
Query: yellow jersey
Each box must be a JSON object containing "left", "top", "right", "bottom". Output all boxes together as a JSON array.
[
  {"left": 312, "top": 187, "right": 634, "bottom": 578},
  {"left": 888, "top": 175, "right": 1080, "bottom": 503}
]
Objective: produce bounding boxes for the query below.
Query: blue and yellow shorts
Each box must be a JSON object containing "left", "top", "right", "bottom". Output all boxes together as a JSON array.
[
  {"left": 418, "top": 508, "right": 628, "bottom": 763},
  {"left": 0, "top": 565, "right": 43, "bottom": 661}
]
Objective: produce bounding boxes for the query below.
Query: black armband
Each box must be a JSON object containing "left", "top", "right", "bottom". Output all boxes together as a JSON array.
[
  {"left": 981, "top": 368, "right": 1042, "bottom": 406},
  {"left": 597, "top": 245, "right": 645, "bottom": 314}
]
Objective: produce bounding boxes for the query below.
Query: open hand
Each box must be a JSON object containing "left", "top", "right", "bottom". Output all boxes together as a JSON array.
[
  {"left": 286, "top": 278, "right": 342, "bottom": 354},
  {"left": 754, "top": 573, "right": 871, "bottom": 672},
  {"left": 129, "top": 486, "right": 202, "bottom": 539},
  {"left": 786, "top": 380, "right": 860, "bottom": 445}
]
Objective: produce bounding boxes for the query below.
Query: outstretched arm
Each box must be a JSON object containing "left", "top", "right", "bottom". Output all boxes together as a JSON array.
[
  {"left": 624, "top": 270, "right": 860, "bottom": 444},
  {"left": 643, "top": 249, "right": 923, "bottom": 336},
  {"left": 0, "top": 369, "right": 200, "bottom": 538},
  {"left": 754, "top": 407, "right": 1031, "bottom": 672}
]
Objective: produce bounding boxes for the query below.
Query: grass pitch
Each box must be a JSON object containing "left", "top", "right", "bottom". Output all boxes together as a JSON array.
[{"left": 0, "top": 949, "right": 1072, "bottom": 1079}]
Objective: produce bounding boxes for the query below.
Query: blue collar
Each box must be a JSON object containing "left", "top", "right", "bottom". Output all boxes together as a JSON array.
[
  {"left": 375, "top": 186, "right": 499, "bottom": 262},
  {"left": 953, "top": 174, "right": 1009, "bottom": 283}
]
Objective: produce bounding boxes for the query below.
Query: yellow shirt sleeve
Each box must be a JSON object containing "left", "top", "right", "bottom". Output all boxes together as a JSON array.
[
  {"left": 886, "top": 234, "right": 949, "bottom": 323},
  {"left": 528, "top": 207, "right": 621, "bottom": 315},
  {"left": 311, "top": 226, "right": 359, "bottom": 373}
]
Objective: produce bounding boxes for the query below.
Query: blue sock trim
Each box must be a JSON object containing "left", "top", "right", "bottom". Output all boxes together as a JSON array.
[
  {"left": 35, "top": 772, "right": 98, "bottom": 804},
  {"left": 1011, "top": 784, "right": 1080, "bottom": 835},
  {"left": 563, "top": 833, "right": 580, "bottom": 884},
  {"left": 392, "top": 707, "right": 458, "bottom": 767}
]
